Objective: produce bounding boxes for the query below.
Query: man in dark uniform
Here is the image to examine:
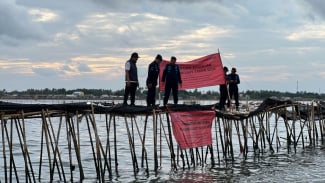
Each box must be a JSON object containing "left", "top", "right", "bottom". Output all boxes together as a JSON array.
[
  {"left": 228, "top": 67, "right": 240, "bottom": 111},
  {"left": 123, "top": 52, "right": 139, "bottom": 106},
  {"left": 146, "top": 54, "right": 163, "bottom": 107},
  {"left": 161, "top": 56, "right": 182, "bottom": 106},
  {"left": 218, "top": 66, "right": 229, "bottom": 110}
]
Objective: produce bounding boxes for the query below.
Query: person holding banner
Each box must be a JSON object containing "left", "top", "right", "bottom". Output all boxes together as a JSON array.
[
  {"left": 146, "top": 54, "right": 163, "bottom": 107},
  {"left": 161, "top": 56, "right": 182, "bottom": 106},
  {"left": 218, "top": 66, "right": 229, "bottom": 110},
  {"left": 123, "top": 52, "right": 140, "bottom": 106},
  {"left": 228, "top": 67, "right": 240, "bottom": 111}
]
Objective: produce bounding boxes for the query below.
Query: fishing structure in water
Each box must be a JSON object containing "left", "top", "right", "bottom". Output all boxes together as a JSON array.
[{"left": 0, "top": 98, "right": 325, "bottom": 182}]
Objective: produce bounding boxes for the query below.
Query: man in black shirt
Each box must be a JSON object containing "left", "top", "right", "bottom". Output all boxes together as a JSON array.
[
  {"left": 161, "top": 56, "right": 182, "bottom": 106},
  {"left": 218, "top": 66, "right": 229, "bottom": 110},
  {"left": 146, "top": 54, "right": 163, "bottom": 107},
  {"left": 228, "top": 67, "right": 240, "bottom": 110}
]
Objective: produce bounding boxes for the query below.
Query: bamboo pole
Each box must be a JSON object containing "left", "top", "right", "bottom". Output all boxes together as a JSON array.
[
  {"left": 124, "top": 115, "right": 138, "bottom": 175},
  {"left": 89, "top": 105, "right": 105, "bottom": 181},
  {"left": 104, "top": 113, "right": 112, "bottom": 177},
  {"left": 244, "top": 119, "right": 248, "bottom": 157},
  {"left": 67, "top": 114, "right": 84, "bottom": 180},
  {"left": 312, "top": 102, "right": 316, "bottom": 147},
  {"left": 258, "top": 113, "right": 265, "bottom": 153},
  {"left": 160, "top": 114, "right": 163, "bottom": 168},
  {"left": 141, "top": 115, "right": 149, "bottom": 169},
  {"left": 153, "top": 110, "right": 158, "bottom": 171},
  {"left": 229, "top": 119, "right": 234, "bottom": 161},
  {"left": 47, "top": 110, "right": 66, "bottom": 182},
  {"left": 113, "top": 114, "right": 118, "bottom": 173},
  {"left": 292, "top": 105, "right": 297, "bottom": 153},
  {"left": 41, "top": 110, "right": 63, "bottom": 182},
  {"left": 20, "top": 111, "right": 36, "bottom": 182},
  {"left": 158, "top": 112, "right": 174, "bottom": 168},
  {"left": 234, "top": 120, "right": 243, "bottom": 154},
  {"left": 1, "top": 114, "right": 8, "bottom": 182},
  {"left": 85, "top": 114, "right": 99, "bottom": 177},
  {"left": 317, "top": 102, "right": 324, "bottom": 143},
  {"left": 66, "top": 114, "right": 73, "bottom": 181},
  {"left": 133, "top": 114, "right": 149, "bottom": 174},
  {"left": 40, "top": 111, "right": 52, "bottom": 180},
  {"left": 38, "top": 115, "right": 45, "bottom": 181},
  {"left": 7, "top": 119, "right": 19, "bottom": 182},
  {"left": 275, "top": 112, "right": 279, "bottom": 152},
  {"left": 214, "top": 117, "right": 220, "bottom": 164},
  {"left": 14, "top": 118, "right": 31, "bottom": 182},
  {"left": 249, "top": 116, "right": 258, "bottom": 153},
  {"left": 165, "top": 112, "right": 177, "bottom": 170},
  {"left": 130, "top": 116, "right": 139, "bottom": 171},
  {"left": 218, "top": 117, "right": 225, "bottom": 158},
  {"left": 299, "top": 104, "right": 305, "bottom": 148}
]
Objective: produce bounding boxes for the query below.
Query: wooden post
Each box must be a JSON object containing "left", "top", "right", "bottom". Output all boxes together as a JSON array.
[
  {"left": 166, "top": 112, "right": 177, "bottom": 170},
  {"left": 85, "top": 114, "right": 99, "bottom": 177},
  {"left": 214, "top": 117, "right": 220, "bottom": 164},
  {"left": 1, "top": 115, "right": 8, "bottom": 182}
]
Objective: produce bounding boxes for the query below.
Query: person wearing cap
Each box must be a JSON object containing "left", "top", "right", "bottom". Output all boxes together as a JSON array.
[
  {"left": 228, "top": 67, "right": 240, "bottom": 111},
  {"left": 146, "top": 54, "right": 163, "bottom": 107},
  {"left": 218, "top": 66, "right": 229, "bottom": 110},
  {"left": 123, "top": 52, "right": 140, "bottom": 106},
  {"left": 161, "top": 56, "right": 182, "bottom": 106}
]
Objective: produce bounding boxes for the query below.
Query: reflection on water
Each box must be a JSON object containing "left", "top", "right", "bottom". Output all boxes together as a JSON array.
[
  {"left": 165, "top": 147, "right": 325, "bottom": 183},
  {"left": 0, "top": 100, "right": 325, "bottom": 182}
]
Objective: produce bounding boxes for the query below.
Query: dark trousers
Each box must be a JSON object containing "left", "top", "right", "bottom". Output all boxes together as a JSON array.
[
  {"left": 146, "top": 86, "right": 156, "bottom": 106},
  {"left": 163, "top": 83, "right": 178, "bottom": 105},
  {"left": 123, "top": 83, "right": 137, "bottom": 105},
  {"left": 219, "top": 85, "right": 228, "bottom": 110},
  {"left": 229, "top": 86, "right": 239, "bottom": 107}
]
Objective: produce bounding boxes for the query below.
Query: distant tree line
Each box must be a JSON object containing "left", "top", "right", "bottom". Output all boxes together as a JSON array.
[{"left": 0, "top": 88, "right": 324, "bottom": 100}]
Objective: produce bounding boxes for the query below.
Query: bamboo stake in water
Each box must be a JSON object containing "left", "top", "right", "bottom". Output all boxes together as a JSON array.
[
  {"left": 141, "top": 115, "right": 149, "bottom": 168},
  {"left": 85, "top": 114, "right": 99, "bottom": 177},
  {"left": 124, "top": 116, "right": 137, "bottom": 175},
  {"left": 67, "top": 114, "right": 84, "bottom": 180},
  {"left": 65, "top": 113, "right": 74, "bottom": 181},
  {"left": 113, "top": 114, "right": 118, "bottom": 173},
  {"left": 166, "top": 112, "right": 177, "bottom": 170},
  {"left": 47, "top": 110, "right": 66, "bottom": 182},
  {"left": 214, "top": 118, "right": 220, "bottom": 164},
  {"left": 1, "top": 114, "right": 8, "bottom": 182},
  {"left": 41, "top": 110, "right": 63, "bottom": 181},
  {"left": 21, "top": 111, "right": 36, "bottom": 182},
  {"left": 153, "top": 110, "right": 158, "bottom": 171},
  {"left": 7, "top": 119, "right": 19, "bottom": 182},
  {"left": 104, "top": 113, "right": 112, "bottom": 177}
]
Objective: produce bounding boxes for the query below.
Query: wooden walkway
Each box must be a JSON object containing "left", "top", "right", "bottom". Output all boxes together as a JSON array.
[{"left": 0, "top": 98, "right": 325, "bottom": 182}]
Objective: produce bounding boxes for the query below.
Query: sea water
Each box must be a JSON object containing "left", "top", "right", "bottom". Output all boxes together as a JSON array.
[{"left": 1, "top": 99, "right": 325, "bottom": 182}]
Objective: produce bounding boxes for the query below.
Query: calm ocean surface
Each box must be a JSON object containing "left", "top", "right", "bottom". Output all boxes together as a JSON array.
[{"left": 1, "top": 99, "right": 325, "bottom": 182}]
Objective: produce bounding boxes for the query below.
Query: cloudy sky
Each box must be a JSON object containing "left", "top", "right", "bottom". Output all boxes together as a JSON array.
[{"left": 1, "top": 0, "right": 325, "bottom": 93}]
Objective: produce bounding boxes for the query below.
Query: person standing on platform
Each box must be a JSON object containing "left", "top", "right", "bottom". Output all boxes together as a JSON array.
[
  {"left": 146, "top": 54, "right": 163, "bottom": 107},
  {"left": 123, "top": 52, "right": 140, "bottom": 106},
  {"left": 218, "top": 66, "right": 229, "bottom": 110},
  {"left": 161, "top": 56, "right": 182, "bottom": 106},
  {"left": 228, "top": 67, "right": 240, "bottom": 111}
]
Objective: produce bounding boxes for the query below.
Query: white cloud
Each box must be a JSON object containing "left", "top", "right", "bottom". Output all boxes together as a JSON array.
[
  {"left": 287, "top": 24, "right": 325, "bottom": 40},
  {"left": 28, "top": 8, "right": 58, "bottom": 22},
  {"left": 0, "top": 0, "right": 45, "bottom": 43}
]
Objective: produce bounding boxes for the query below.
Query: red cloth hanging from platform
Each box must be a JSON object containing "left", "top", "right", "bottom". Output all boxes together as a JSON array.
[
  {"left": 169, "top": 110, "right": 215, "bottom": 149},
  {"left": 159, "top": 53, "right": 225, "bottom": 91}
]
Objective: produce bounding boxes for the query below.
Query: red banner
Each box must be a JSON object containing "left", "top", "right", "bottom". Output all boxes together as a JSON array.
[
  {"left": 159, "top": 53, "right": 225, "bottom": 91},
  {"left": 170, "top": 110, "right": 215, "bottom": 149}
]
